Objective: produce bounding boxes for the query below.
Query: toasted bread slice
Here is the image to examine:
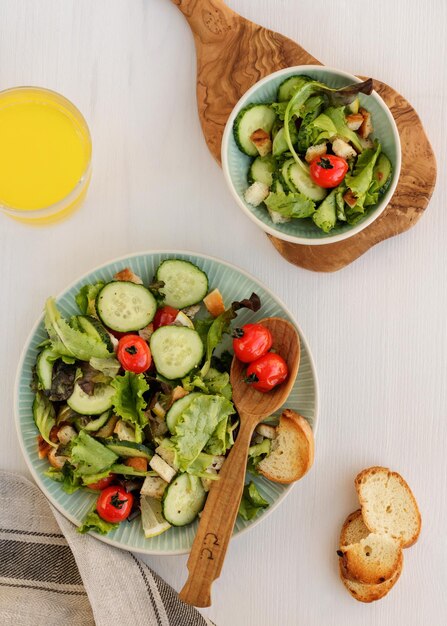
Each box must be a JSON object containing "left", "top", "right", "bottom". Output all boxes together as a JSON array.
[
  {"left": 340, "top": 509, "right": 370, "bottom": 547},
  {"left": 355, "top": 466, "right": 421, "bottom": 547},
  {"left": 339, "top": 559, "right": 402, "bottom": 603},
  {"left": 340, "top": 533, "right": 402, "bottom": 585},
  {"left": 257, "top": 409, "right": 314, "bottom": 484},
  {"left": 339, "top": 510, "right": 402, "bottom": 602}
]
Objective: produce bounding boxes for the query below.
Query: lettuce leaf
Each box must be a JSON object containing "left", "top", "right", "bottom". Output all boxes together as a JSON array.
[
  {"left": 78, "top": 510, "right": 118, "bottom": 535},
  {"left": 186, "top": 452, "right": 220, "bottom": 479},
  {"left": 322, "top": 107, "right": 364, "bottom": 152},
  {"left": 89, "top": 356, "right": 121, "bottom": 378},
  {"left": 75, "top": 281, "right": 104, "bottom": 316},
  {"left": 172, "top": 395, "right": 235, "bottom": 471},
  {"left": 238, "top": 482, "right": 269, "bottom": 520},
  {"left": 247, "top": 438, "right": 271, "bottom": 474},
  {"left": 345, "top": 143, "right": 381, "bottom": 197},
  {"left": 205, "top": 416, "right": 230, "bottom": 456},
  {"left": 70, "top": 430, "right": 118, "bottom": 476},
  {"left": 265, "top": 190, "right": 315, "bottom": 219},
  {"left": 182, "top": 368, "right": 232, "bottom": 400},
  {"left": 111, "top": 372, "right": 149, "bottom": 443},
  {"left": 45, "top": 298, "right": 113, "bottom": 361},
  {"left": 199, "top": 294, "right": 261, "bottom": 378},
  {"left": 312, "top": 187, "right": 338, "bottom": 233}
]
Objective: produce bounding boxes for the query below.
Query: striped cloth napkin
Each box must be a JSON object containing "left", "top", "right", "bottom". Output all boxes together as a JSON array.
[{"left": 0, "top": 470, "right": 214, "bottom": 626}]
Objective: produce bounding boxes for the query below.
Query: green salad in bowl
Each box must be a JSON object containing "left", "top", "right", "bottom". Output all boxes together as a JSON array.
[
  {"left": 222, "top": 66, "right": 401, "bottom": 245},
  {"left": 15, "top": 252, "right": 318, "bottom": 554}
]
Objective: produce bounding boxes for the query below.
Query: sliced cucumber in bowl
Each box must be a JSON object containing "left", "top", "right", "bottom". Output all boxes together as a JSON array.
[
  {"left": 156, "top": 259, "right": 208, "bottom": 309},
  {"left": 96, "top": 281, "right": 156, "bottom": 332},
  {"left": 162, "top": 474, "right": 206, "bottom": 526},
  {"left": 150, "top": 326, "right": 204, "bottom": 380}
]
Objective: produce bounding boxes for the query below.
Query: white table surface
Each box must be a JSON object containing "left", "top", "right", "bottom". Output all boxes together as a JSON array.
[{"left": 1, "top": 0, "right": 446, "bottom": 624}]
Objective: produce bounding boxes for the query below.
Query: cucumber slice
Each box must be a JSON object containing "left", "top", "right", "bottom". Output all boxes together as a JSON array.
[
  {"left": 288, "top": 162, "right": 328, "bottom": 201},
  {"left": 81, "top": 410, "right": 111, "bottom": 432},
  {"left": 102, "top": 439, "right": 153, "bottom": 460},
  {"left": 156, "top": 260, "right": 208, "bottom": 309},
  {"left": 281, "top": 158, "right": 297, "bottom": 192},
  {"left": 346, "top": 97, "right": 360, "bottom": 114},
  {"left": 36, "top": 348, "right": 57, "bottom": 391},
  {"left": 140, "top": 495, "right": 171, "bottom": 538},
  {"left": 96, "top": 282, "right": 156, "bottom": 332},
  {"left": 233, "top": 104, "right": 276, "bottom": 156},
  {"left": 33, "top": 391, "right": 56, "bottom": 445},
  {"left": 373, "top": 153, "right": 392, "bottom": 191},
  {"left": 150, "top": 326, "right": 204, "bottom": 380},
  {"left": 166, "top": 392, "right": 203, "bottom": 434},
  {"left": 162, "top": 474, "right": 206, "bottom": 526},
  {"left": 277, "top": 75, "right": 312, "bottom": 102},
  {"left": 248, "top": 156, "right": 275, "bottom": 186},
  {"left": 67, "top": 383, "right": 114, "bottom": 415},
  {"left": 76, "top": 316, "right": 113, "bottom": 352}
]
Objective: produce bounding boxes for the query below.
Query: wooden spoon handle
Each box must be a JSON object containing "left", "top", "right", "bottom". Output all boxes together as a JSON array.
[{"left": 179, "top": 416, "right": 256, "bottom": 607}]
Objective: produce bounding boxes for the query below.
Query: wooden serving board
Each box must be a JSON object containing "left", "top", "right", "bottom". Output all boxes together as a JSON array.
[{"left": 172, "top": 0, "right": 436, "bottom": 272}]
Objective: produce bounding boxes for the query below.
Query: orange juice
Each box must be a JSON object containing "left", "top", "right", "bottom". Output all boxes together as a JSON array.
[{"left": 0, "top": 87, "right": 91, "bottom": 223}]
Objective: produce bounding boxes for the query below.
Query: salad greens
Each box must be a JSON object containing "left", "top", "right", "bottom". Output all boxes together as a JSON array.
[
  {"left": 234, "top": 75, "right": 393, "bottom": 233},
  {"left": 238, "top": 481, "right": 269, "bottom": 521},
  {"left": 31, "top": 260, "right": 282, "bottom": 538}
]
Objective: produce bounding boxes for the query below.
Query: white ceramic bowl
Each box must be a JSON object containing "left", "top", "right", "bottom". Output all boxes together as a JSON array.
[{"left": 222, "top": 65, "right": 401, "bottom": 245}]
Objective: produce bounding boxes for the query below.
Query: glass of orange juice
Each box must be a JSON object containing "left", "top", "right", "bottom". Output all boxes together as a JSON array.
[{"left": 0, "top": 86, "right": 92, "bottom": 224}]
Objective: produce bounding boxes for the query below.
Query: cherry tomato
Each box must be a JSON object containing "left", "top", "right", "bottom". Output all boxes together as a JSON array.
[
  {"left": 309, "top": 155, "right": 348, "bottom": 188},
  {"left": 232, "top": 323, "right": 273, "bottom": 363},
  {"left": 153, "top": 306, "right": 179, "bottom": 330},
  {"left": 117, "top": 335, "right": 151, "bottom": 373},
  {"left": 246, "top": 353, "right": 289, "bottom": 393},
  {"left": 87, "top": 474, "right": 116, "bottom": 491},
  {"left": 96, "top": 486, "right": 134, "bottom": 523}
]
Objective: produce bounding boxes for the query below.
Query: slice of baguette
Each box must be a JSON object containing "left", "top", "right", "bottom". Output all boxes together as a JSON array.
[
  {"left": 257, "top": 409, "right": 314, "bottom": 484},
  {"left": 339, "top": 510, "right": 402, "bottom": 602},
  {"left": 355, "top": 466, "right": 421, "bottom": 548},
  {"left": 340, "top": 532, "right": 402, "bottom": 585}
]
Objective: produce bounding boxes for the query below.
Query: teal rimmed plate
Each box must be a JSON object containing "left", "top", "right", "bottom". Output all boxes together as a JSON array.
[{"left": 15, "top": 251, "right": 318, "bottom": 555}]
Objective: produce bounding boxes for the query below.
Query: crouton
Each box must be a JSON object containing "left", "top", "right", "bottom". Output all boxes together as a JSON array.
[
  {"left": 57, "top": 425, "right": 77, "bottom": 445},
  {"left": 343, "top": 190, "right": 358, "bottom": 208},
  {"left": 149, "top": 454, "right": 177, "bottom": 483},
  {"left": 141, "top": 475, "right": 168, "bottom": 500},
  {"left": 114, "top": 268, "right": 143, "bottom": 285},
  {"left": 138, "top": 323, "right": 154, "bottom": 342},
  {"left": 124, "top": 457, "right": 148, "bottom": 472},
  {"left": 346, "top": 114, "right": 364, "bottom": 131},
  {"left": 255, "top": 423, "right": 277, "bottom": 439},
  {"left": 244, "top": 182, "right": 269, "bottom": 207},
  {"left": 305, "top": 143, "right": 327, "bottom": 164},
  {"left": 250, "top": 128, "right": 272, "bottom": 157},
  {"left": 359, "top": 108, "right": 373, "bottom": 139},
  {"left": 332, "top": 138, "right": 357, "bottom": 160},
  {"left": 268, "top": 210, "right": 290, "bottom": 225},
  {"left": 37, "top": 435, "right": 52, "bottom": 459},
  {"left": 47, "top": 448, "right": 69, "bottom": 470},
  {"left": 203, "top": 288, "right": 226, "bottom": 317}
]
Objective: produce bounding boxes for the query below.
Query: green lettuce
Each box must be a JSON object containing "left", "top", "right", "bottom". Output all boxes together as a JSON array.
[
  {"left": 172, "top": 395, "right": 235, "bottom": 471},
  {"left": 325, "top": 107, "right": 364, "bottom": 151},
  {"left": 186, "top": 452, "right": 220, "bottom": 480},
  {"left": 75, "top": 282, "right": 105, "bottom": 316},
  {"left": 247, "top": 439, "right": 271, "bottom": 474},
  {"left": 265, "top": 190, "right": 315, "bottom": 219},
  {"left": 345, "top": 143, "right": 381, "bottom": 197},
  {"left": 78, "top": 510, "right": 118, "bottom": 535},
  {"left": 238, "top": 482, "right": 269, "bottom": 521},
  {"left": 89, "top": 356, "right": 121, "bottom": 378},
  {"left": 205, "top": 416, "right": 230, "bottom": 456},
  {"left": 199, "top": 294, "right": 261, "bottom": 378},
  {"left": 45, "top": 298, "right": 112, "bottom": 361},
  {"left": 111, "top": 372, "right": 149, "bottom": 443},
  {"left": 312, "top": 187, "right": 338, "bottom": 233},
  {"left": 70, "top": 430, "right": 118, "bottom": 476},
  {"left": 182, "top": 367, "right": 232, "bottom": 399}
]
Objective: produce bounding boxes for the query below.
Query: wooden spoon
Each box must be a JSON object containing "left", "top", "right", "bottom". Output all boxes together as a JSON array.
[
  {"left": 179, "top": 317, "right": 300, "bottom": 607},
  {"left": 171, "top": 0, "right": 437, "bottom": 272}
]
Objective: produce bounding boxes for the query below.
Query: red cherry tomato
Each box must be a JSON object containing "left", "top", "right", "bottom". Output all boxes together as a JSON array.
[
  {"left": 246, "top": 353, "right": 289, "bottom": 393},
  {"left": 96, "top": 486, "right": 134, "bottom": 523},
  {"left": 309, "top": 154, "right": 349, "bottom": 188},
  {"left": 87, "top": 474, "right": 116, "bottom": 491},
  {"left": 232, "top": 323, "right": 273, "bottom": 363},
  {"left": 153, "top": 306, "right": 179, "bottom": 330},
  {"left": 117, "top": 335, "right": 151, "bottom": 373}
]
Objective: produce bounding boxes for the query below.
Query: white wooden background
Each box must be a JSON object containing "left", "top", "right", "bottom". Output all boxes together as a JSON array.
[{"left": 1, "top": 1, "right": 446, "bottom": 624}]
